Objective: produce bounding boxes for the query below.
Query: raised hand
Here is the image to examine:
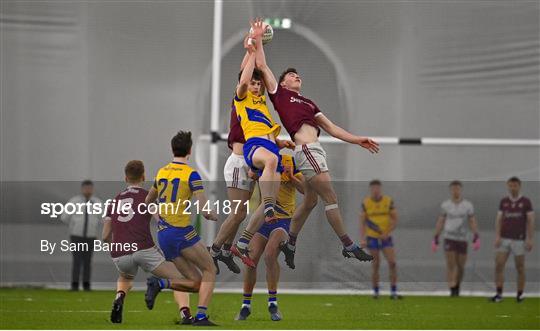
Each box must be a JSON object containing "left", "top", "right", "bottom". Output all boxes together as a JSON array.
[
  {"left": 249, "top": 17, "right": 265, "bottom": 40},
  {"left": 243, "top": 33, "right": 256, "bottom": 54}
]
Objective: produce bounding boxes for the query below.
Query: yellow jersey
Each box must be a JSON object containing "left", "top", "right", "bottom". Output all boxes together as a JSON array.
[
  {"left": 234, "top": 91, "right": 280, "bottom": 140},
  {"left": 362, "top": 195, "right": 394, "bottom": 238},
  {"left": 153, "top": 161, "right": 203, "bottom": 228},
  {"left": 274, "top": 155, "right": 302, "bottom": 219}
]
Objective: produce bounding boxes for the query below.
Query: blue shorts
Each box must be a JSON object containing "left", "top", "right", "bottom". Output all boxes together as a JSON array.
[
  {"left": 257, "top": 218, "right": 291, "bottom": 239},
  {"left": 157, "top": 221, "right": 200, "bottom": 261},
  {"left": 366, "top": 236, "right": 394, "bottom": 250},
  {"left": 243, "top": 137, "right": 283, "bottom": 173}
]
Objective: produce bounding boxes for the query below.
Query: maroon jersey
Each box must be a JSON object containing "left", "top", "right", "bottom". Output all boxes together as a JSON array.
[
  {"left": 227, "top": 100, "right": 245, "bottom": 149},
  {"left": 106, "top": 186, "right": 155, "bottom": 258},
  {"left": 268, "top": 85, "right": 321, "bottom": 139},
  {"left": 499, "top": 196, "right": 533, "bottom": 240}
]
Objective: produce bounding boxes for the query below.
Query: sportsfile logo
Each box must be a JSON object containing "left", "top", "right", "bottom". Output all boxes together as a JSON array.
[{"left": 40, "top": 199, "right": 249, "bottom": 218}]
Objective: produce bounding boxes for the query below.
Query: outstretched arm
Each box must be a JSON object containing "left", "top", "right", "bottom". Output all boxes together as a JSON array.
[
  {"left": 250, "top": 18, "right": 278, "bottom": 93},
  {"left": 236, "top": 50, "right": 256, "bottom": 100},
  {"left": 315, "top": 113, "right": 379, "bottom": 153},
  {"left": 239, "top": 33, "right": 251, "bottom": 70}
]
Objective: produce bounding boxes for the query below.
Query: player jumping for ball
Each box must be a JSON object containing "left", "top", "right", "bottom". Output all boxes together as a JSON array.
[
  {"left": 208, "top": 34, "right": 265, "bottom": 274},
  {"left": 250, "top": 18, "right": 378, "bottom": 268},
  {"left": 103, "top": 160, "right": 200, "bottom": 324},
  {"left": 236, "top": 153, "right": 304, "bottom": 321},
  {"left": 230, "top": 25, "right": 294, "bottom": 266},
  {"left": 144, "top": 131, "right": 219, "bottom": 326}
]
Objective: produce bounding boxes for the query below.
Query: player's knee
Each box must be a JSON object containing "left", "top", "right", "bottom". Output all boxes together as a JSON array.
[
  {"left": 206, "top": 261, "right": 218, "bottom": 275},
  {"left": 187, "top": 271, "right": 202, "bottom": 283},
  {"left": 264, "top": 153, "right": 279, "bottom": 170},
  {"left": 231, "top": 207, "right": 247, "bottom": 222},
  {"left": 516, "top": 263, "right": 525, "bottom": 274},
  {"left": 321, "top": 191, "right": 338, "bottom": 205}
]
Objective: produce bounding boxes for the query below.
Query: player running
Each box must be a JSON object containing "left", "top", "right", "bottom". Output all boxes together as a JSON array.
[
  {"left": 230, "top": 27, "right": 294, "bottom": 266},
  {"left": 250, "top": 18, "right": 378, "bottom": 268},
  {"left": 236, "top": 154, "right": 304, "bottom": 321},
  {"left": 432, "top": 180, "right": 480, "bottom": 297},
  {"left": 491, "top": 177, "right": 534, "bottom": 303},
  {"left": 144, "top": 131, "right": 219, "bottom": 326},
  {"left": 103, "top": 160, "right": 199, "bottom": 324},
  {"left": 360, "top": 180, "right": 401, "bottom": 299}
]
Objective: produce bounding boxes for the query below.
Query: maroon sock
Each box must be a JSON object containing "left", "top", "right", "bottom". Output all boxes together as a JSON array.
[
  {"left": 180, "top": 306, "right": 192, "bottom": 319},
  {"left": 115, "top": 290, "right": 126, "bottom": 303},
  {"left": 339, "top": 234, "right": 354, "bottom": 247},
  {"left": 288, "top": 232, "right": 298, "bottom": 246}
]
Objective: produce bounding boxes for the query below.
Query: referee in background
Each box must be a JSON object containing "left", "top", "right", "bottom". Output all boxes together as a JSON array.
[{"left": 61, "top": 180, "right": 102, "bottom": 291}]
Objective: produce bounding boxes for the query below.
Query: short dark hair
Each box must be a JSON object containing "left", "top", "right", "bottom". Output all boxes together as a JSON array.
[
  {"left": 507, "top": 176, "right": 521, "bottom": 185},
  {"left": 449, "top": 180, "right": 462, "bottom": 187},
  {"left": 369, "top": 179, "right": 382, "bottom": 187},
  {"left": 279, "top": 68, "right": 298, "bottom": 84},
  {"left": 171, "top": 131, "right": 192, "bottom": 157},
  {"left": 238, "top": 68, "right": 263, "bottom": 82},
  {"left": 125, "top": 160, "right": 145, "bottom": 182},
  {"left": 81, "top": 179, "right": 93, "bottom": 187}
]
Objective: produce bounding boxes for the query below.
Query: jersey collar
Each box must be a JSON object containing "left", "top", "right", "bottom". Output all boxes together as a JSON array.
[{"left": 508, "top": 195, "right": 522, "bottom": 202}]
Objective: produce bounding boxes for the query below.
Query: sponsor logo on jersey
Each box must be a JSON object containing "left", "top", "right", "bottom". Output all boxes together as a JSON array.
[{"left": 290, "top": 96, "right": 315, "bottom": 109}]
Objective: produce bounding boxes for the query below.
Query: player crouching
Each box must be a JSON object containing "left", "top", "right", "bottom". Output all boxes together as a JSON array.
[
  {"left": 236, "top": 154, "right": 304, "bottom": 321},
  {"left": 102, "top": 160, "right": 200, "bottom": 324}
]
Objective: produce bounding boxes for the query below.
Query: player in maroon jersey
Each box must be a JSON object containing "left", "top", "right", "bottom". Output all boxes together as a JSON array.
[
  {"left": 246, "top": 18, "right": 378, "bottom": 268},
  {"left": 491, "top": 177, "right": 535, "bottom": 303},
  {"left": 102, "top": 160, "right": 200, "bottom": 324}
]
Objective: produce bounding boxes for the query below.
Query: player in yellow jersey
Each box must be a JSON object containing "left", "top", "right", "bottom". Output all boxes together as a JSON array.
[
  {"left": 235, "top": 154, "right": 304, "bottom": 322},
  {"left": 360, "top": 180, "right": 401, "bottom": 299},
  {"left": 231, "top": 23, "right": 294, "bottom": 266},
  {"left": 144, "top": 131, "right": 219, "bottom": 326}
]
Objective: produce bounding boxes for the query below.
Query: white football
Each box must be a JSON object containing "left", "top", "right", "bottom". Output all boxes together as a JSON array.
[{"left": 249, "top": 23, "right": 274, "bottom": 45}]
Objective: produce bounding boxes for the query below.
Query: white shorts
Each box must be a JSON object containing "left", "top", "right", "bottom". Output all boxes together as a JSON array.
[
  {"left": 112, "top": 246, "right": 165, "bottom": 278},
  {"left": 294, "top": 142, "right": 329, "bottom": 180},
  {"left": 224, "top": 153, "right": 253, "bottom": 191},
  {"left": 497, "top": 239, "right": 525, "bottom": 256}
]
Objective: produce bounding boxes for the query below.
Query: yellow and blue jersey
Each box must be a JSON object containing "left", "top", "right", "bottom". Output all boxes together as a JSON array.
[
  {"left": 274, "top": 155, "right": 302, "bottom": 219},
  {"left": 234, "top": 90, "right": 281, "bottom": 141},
  {"left": 362, "top": 195, "right": 394, "bottom": 238},
  {"left": 153, "top": 161, "right": 203, "bottom": 228}
]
